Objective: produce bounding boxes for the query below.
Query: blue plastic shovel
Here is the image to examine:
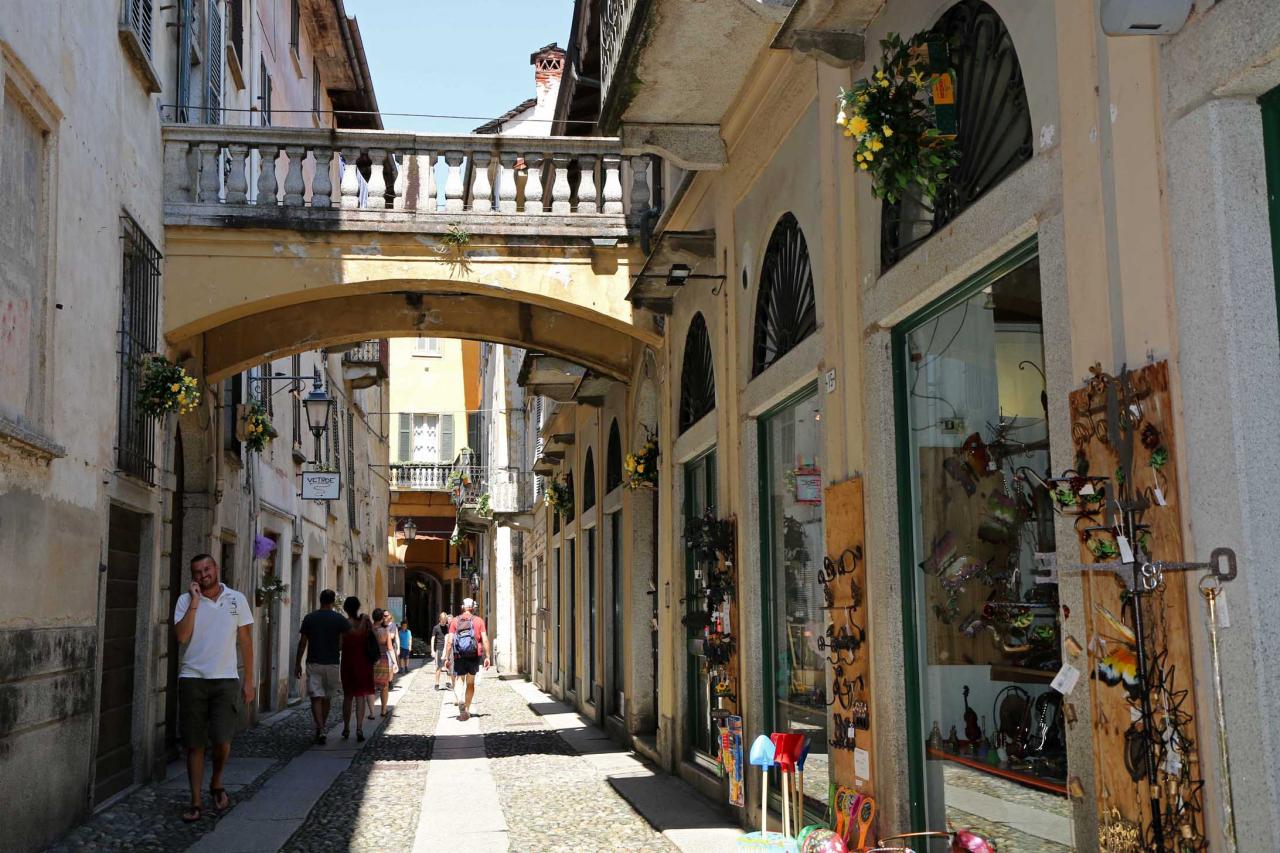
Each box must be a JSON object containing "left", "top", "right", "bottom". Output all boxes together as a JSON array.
[{"left": 748, "top": 735, "right": 776, "bottom": 835}]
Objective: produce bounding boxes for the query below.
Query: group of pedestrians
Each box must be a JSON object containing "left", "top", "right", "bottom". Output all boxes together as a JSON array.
[{"left": 170, "top": 551, "right": 488, "bottom": 821}]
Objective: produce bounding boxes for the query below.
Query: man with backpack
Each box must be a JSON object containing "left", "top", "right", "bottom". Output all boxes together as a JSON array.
[{"left": 443, "top": 598, "right": 490, "bottom": 720}]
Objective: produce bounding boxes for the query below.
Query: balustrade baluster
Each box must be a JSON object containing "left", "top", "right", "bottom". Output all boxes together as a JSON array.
[
  {"left": 197, "top": 142, "right": 221, "bottom": 203},
  {"left": 223, "top": 143, "right": 248, "bottom": 204},
  {"left": 340, "top": 148, "right": 362, "bottom": 209},
  {"left": 629, "top": 155, "right": 651, "bottom": 219},
  {"left": 366, "top": 149, "right": 388, "bottom": 209},
  {"left": 256, "top": 144, "right": 279, "bottom": 206},
  {"left": 601, "top": 154, "right": 623, "bottom": 214},
  {"left": 497, "top": 152, "right": 518, "bottom": 213},
  {"left": 550, "top": 154, "right": 572, "bottom": 214},
  {"left": 311, "top": 148, "right": 334, "bottom": 208},
  {"left": 283, "top": 145, "right": 306, "bottom": 207},
  {"left": 444, "top": 151, "right": 465, "bottom": 213},
  {"left": 523, "top": 153, "right": 545, "bottom": 212},
  {"left": 163, "top": 140, "right": 194, "bottom": 203},
  {"left": 390, "top": 153, "right": 408, "bottom": 210},
  {"left": 405, "top": 153, "right": 435, "bottom": 211},
  {"left": 576, "top": 155, "right": 598, "bottom": 214},
  {"left": 471, "top": 151, "right": 493, "bottom": 212}
]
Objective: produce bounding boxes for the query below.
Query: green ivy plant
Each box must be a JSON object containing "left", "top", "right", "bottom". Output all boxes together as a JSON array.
[{"left": 836, "top": 32, "right": 960, "bottom": 203}]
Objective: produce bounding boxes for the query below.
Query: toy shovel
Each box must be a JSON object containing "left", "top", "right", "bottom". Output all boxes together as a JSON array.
[
  {"left": 748, "top": 735, "right": 776, "bottom": 835},
  {"left": 771, "top": 733, "right": 804, "bottom": 837}
]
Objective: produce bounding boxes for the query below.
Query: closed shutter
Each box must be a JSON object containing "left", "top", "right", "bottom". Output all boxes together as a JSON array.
[
  {"left": 397, "top": 413, "right": 411, "bottom": 462},
  {"left": 176, "top": 0, "right": 193, "bottom": 122},
  {"left": 206, "top": 0, "right": 222, "bottom": 124},
  {"left": 440, "top": 413, "right": 454, "bottom": 463},
  {"left": 129, "top": 0, "right": 155, "bottom": 58}
]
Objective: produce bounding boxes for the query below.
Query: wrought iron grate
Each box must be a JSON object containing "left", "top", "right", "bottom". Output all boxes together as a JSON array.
[
  {"left": 679, "top": 312, "right": 715, "bottom": 434},
  {"left": 116, "top": 214, "right": 162, "bottom": 483},
  {"left": 752, "top": 213, "right": 817, "bottom": 377}
]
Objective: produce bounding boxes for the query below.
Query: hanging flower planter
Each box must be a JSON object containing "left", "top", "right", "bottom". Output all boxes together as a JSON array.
[
  {"left": 544, "top": 475, "right": 573, "bottom": 516},
  {"left": 836, "top": 32, "right": 960, "bottom": 203},
  {"left": 623, "top": 431, "right": 659, "bottom": 490},
  {"left": 137, "top": 355, "right": 201, "bottom": 418},
  {"left": 242, "top": 403, "right": 277, "bottom": 453}
]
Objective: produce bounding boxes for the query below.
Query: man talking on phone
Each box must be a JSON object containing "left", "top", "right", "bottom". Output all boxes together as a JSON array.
[{"left": 173, "top": 554, "right": 255, "bottom": 822}]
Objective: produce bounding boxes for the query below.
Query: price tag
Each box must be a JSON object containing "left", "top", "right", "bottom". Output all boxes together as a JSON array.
[
  {"left": 1153, "top": 486, "right": 1167, "bottom": 506},
  {"left": 1116, "top": 535, "right": 1135, "bottom": 564},
  {"left": 1050, "top": 662, "right": 1081, "bottom": 695},
  {"left": 854, "top": 747, "right": 871, "bottom": 781},
  {"left": 848, "top": 724, "right": 856, "bottom": 739}
]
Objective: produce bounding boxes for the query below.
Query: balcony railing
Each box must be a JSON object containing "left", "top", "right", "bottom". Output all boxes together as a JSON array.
[
  {"left": 161, "top": 124, "right": 649, "bottom": 237},
  {"left": 389, "top": 462, "right": 452, "bottom": 491},
  {"left": 486, "top": 469, "right": 538, "bottom": 514},
  {"left": 341, "top": 339, "right": 389, "bottom": 386}
]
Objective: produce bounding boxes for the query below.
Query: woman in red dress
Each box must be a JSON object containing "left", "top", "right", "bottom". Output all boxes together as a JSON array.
[{"left": 340, "top": 596, "right": 375, "bottom": 741}]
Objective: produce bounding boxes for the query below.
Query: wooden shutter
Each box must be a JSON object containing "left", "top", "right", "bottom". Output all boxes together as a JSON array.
[
  {"left": 206, "top": 0, "right": 222, "bottom": 124},
  {"left": 397, "top": 413, "right": 411, "bottom": 462},
  {"left": 440, "top": 413, "right": 454, "bottom": 463},
  {"left": 176, "top": 0, "right": 193, "bottom": 122}
]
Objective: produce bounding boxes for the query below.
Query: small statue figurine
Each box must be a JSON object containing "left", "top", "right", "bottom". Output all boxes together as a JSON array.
[
  {"left": 927, "top": 721, "right": 943, "bottom": 751},
  {"left": 946, "top": 725, "right": 959, "bottom": 752}
]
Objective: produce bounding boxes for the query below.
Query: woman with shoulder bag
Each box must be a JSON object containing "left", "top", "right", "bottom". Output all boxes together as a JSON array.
[
  {"left": 371, "top": 608, "right": 397, "bottom": 717},
  {"left": 339, "top": 597, "right": 375, "bottom": 741}
]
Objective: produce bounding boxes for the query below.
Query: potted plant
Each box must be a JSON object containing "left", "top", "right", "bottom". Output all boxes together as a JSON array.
[
  {"left": 137, "top": 355, "right": 201, "bottom": 418},
  {"left": 544, "top": 475, "right": 573, "bottom": 516},
  {"left": 242, "top": 403, "right": 277, "bottom": 453},
  {"left": 624, "top": 431, "right": 659, "bottom": 489}
]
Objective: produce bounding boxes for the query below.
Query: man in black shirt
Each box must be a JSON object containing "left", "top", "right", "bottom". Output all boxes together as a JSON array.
[
  {"left": 431, "top": 612, "right": 451, "bottom": 691},
  {"left": 295, "top": 589, "right": 350, "bottom": 744}
]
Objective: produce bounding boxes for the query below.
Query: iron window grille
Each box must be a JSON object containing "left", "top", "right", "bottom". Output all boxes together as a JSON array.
[
  {"left": 583, "top": 450, "right": 596, "bottom": 510},
  {"left": 752, "top": 213, "right": 817, "bottom": 377},
  {"left": 116, "top": 214, "right": 162, "bottom": 483},
  {"left": 678, "top": 312, "right": 715, "bottom": 434},
  {"left": 606, "top": 420, "right": 622, "bottom": 492},
  {"left": 880, "top": 0, "right": 1032, "bottom": 270}
]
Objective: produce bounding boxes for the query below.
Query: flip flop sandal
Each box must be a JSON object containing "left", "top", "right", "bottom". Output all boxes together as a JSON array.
[
  {"left": 210, "top": 787, "right": 231, "bottom": 813},
  {"left": 181, "top": 805, "right": 202, "bottom": 823}
]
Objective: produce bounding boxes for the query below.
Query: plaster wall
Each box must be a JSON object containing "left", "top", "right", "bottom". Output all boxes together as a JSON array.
[{"left": 389, "top": 336, "right": 476, "bottom": 460}]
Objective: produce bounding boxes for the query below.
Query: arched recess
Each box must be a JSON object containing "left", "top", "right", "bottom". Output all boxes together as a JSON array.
[
  {"left": 187, "top": 290, "right": 659, "bottom": 384},
  {"left": 629, "top": 376, "right": 660, "bottom": 734},
  {"left": 583, "top": 450, "right": 597, "bottom": 511},
  {"left": 679, "top": 312, "right": 716, "bottom": 433},
  {"left": 606, "top": 420, "right": 623, "bottom": 492},
  {"left": 564, "top": 470, "right": 576, "bottom": 523},
  {"left": 752, "top": 213, "right": 817, "bottom": 377},
  {"left": 880, "top": 0, "right": 1033, "bottom": 269}
]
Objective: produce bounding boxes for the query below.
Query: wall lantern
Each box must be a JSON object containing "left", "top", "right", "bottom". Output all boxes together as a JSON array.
[
  {"left": 402, "top": 518, "right": 418, "bottom": 542},
  {"left": 666, "top": 263, "right": 692, "bottom": 287}
]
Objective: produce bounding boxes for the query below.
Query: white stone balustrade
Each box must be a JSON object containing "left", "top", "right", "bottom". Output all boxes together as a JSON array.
[
  {"left": 162, "top": 124, "right": 639, "bottom": 237},
  {"left": 389, "top": 463, "right": 452, "bottom": 492}
]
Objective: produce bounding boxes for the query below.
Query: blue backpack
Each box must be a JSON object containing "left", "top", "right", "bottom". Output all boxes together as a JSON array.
[{"left": 454, "top": 615, "right": 478, "bottom": 658}]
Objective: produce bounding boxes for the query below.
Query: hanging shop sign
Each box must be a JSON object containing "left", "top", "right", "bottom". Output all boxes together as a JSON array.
[{"left": 301, "top": 470, "right": 341, "bottom": 500}]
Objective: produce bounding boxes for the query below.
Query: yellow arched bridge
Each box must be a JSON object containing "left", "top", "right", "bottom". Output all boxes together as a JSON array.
[{"left": 161, "top": 124, "right": 662, "bottom": 381}]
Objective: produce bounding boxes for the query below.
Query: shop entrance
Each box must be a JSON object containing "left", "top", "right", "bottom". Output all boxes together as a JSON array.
[
  {"left": 683, "top": 449, "right": 718, "bottom": 766},
  {"left": 96, "top": 504, "right": 145, "bottom": 803},
  {"left": 894, "top": 242, "right": 1072, "bottom": 849}
]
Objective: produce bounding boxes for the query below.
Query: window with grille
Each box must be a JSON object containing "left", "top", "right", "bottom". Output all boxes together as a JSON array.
[
  {"left": 206, "top": 0, "right": 222, "bottom": 123},
  {"left": 116, "top": 215, "right": 162, "bottom": 482}
]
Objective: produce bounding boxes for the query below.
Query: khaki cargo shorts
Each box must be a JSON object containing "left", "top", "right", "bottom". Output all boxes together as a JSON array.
[{"left": 306, "top": 663, "right": 341, "bottom": 699}]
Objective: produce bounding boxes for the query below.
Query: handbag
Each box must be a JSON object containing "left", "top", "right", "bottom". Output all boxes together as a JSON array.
[{"left": 364, "top": 627, "right": 381, "bottom": 664}]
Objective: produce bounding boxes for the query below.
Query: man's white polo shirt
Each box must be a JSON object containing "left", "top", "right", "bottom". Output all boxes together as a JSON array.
[{"left": 174, "top": 584, "right": 254, "bottom": 679}]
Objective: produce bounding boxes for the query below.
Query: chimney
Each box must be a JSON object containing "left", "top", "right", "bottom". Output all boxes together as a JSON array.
[{"left": 531, "top": 43, "right": 565, "bottom": 113}]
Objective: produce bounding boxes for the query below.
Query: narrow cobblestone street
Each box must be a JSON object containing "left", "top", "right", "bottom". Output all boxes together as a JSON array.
[{"left": 45, "top": 667, "right": 736, "bottom": 852}]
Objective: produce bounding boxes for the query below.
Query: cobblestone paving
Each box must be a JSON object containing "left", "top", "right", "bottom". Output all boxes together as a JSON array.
[
  {"left": 943, "top": 763, "right": 1073, "bottom": 852},
  {"left": 476, "top": 677, "right": 677, "bottom": 853},
  {"left": 281, "top": 671, "right": 439, "bottom": 853},
  {"left": 46, "top": 702, "right": 317, "bottom": 852}
]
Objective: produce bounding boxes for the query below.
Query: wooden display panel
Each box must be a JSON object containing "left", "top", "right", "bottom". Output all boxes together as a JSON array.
[
  {"left": 1068, "top": 361, "right": 1204, "bottom": 843},
  {"left": 823, "top": 478, "right": 875, "bottom": 803}
]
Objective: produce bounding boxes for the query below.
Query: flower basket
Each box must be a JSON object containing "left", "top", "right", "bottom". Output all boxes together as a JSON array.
[
  {"left": 836, "top": 32, "right": 960, "bottom": 203},
  {"left": 241, "top": 403, "right": 277, "bottom": 453},
  {"left": 137, "top": 356, "right": 201, "bottom": 418},
  {"left": 624, "top": 432, "right": 659, "bottom": 490},
  {"left": 544, "top": 475, "right": 573, "bottom": 516}
]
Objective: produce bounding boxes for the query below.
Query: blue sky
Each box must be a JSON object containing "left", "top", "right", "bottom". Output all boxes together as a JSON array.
[{"left": 344, "top": 0, "right": 574, "bottom": 134}]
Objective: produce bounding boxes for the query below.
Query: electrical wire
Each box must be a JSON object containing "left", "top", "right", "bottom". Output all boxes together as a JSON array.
[{"left": 160, "top": 104, "right": 602, "bottom": 127}]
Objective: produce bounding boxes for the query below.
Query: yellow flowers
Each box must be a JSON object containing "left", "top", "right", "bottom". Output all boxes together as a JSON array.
[
  {"left": 869, "top": 138, "right": 884, "bottom": 152},
  {"left": 848, "top": 115, "right": 870, "bottom": 136},
  {"left": 625, "top": 434, "right": 660, "bottom": 489},
  {"left": 170, "top": 383, "right": 181, "bottom": 392},
  {"left": 882, "top": 125, "right": 893, "bottom": 138}
]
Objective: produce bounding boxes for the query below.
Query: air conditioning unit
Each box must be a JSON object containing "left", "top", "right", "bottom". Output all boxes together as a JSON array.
[{"left": 1100, "top": 0, "right": 1193, "bottom": 36}]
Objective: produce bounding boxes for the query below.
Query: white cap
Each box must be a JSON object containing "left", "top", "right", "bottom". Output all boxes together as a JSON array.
[{"left": 462, "top": 597, "right": 476, "bottom": 609}]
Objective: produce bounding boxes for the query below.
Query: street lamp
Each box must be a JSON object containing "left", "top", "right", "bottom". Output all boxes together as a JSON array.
[
  {"left": 402, "top": 518, "right": 418, "bottom": 542},
  {"left": 302, "top": 370, "right": 333, "bottom": 463}
]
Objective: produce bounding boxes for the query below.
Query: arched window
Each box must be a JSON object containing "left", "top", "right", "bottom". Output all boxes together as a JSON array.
[
  {"left": 564, "top": 470, "right": 576, "bottom": 522},
  {"left": 583, "top": 450, "right": 597, "bottom": 510},
  {"left": 679, "top": 313, "right": 716, "bottom": 434},
  {"left": 752, "top": 213, "right": 817, "bottom": 377},
  {"left": 606, "top": 420, "right": 623, "bottom": 492},
  {"left": 881, "top": 0, "right": 1033, "bottom": 269}
]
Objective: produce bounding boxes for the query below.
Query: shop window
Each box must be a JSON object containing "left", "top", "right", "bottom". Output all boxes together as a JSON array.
[
  {"left": 760, "top": 388, "right": 826, "bottom": 812},
  {"left": 679, "top": 312, "right": 715, "bottom": 433},
  {"left": 752, "top": 213, "right": 817, "bottom": 377},
  {"left": 606, "top": 420, "right": 622, "bottom": 492},
  {"left": 683, "top": 450, "right": 719, "bottom": 765},
  {"left": 894, "top": 241, "right": 1070, "bottom": 846},
  {"left": 881, "top": 1, "right": 1033, "bottom": 270}
]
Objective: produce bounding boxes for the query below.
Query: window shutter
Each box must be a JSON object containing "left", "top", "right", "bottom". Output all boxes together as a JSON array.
[
  {"left": 206, "top": 0, "right": 222, "bottom": 124},
  {"left": 440, "top": 413, "right": 454, "bottom": 463},
  {"left": 397, "top": 413, "right": 411, "bottom": 462},
  {"left": 129, "top": 0, "right": 155, "bottom": 58},
  {"left": 176, "top": 0, "right": 193, "bottom": 122}
]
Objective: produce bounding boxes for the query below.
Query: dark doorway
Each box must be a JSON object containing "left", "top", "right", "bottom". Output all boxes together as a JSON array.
[
  {"left": 307, "top": 557, "right": 319, "bottom": 612},
  {"left": 97, "top": 504, "right": 145, "bottom": 803},
  {"left": 164, "top": 431, "right": 186, "bottom": 760},
  {"left": 609, "top": 511, "right": 624, "bottom": 718},
  {"left": 258, "top": 532, "right": 280, "bottom": 712}
]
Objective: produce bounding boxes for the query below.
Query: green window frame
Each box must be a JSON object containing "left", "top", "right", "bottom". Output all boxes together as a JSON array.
[
  {"left": 890, "top": 236, "right": 1039, "bottom": 830},
  {"left": 683, "top": 448, "right": 717, "bottom": 764},
  {"left": 1261, "top": 87, "right": 1280, "bottom": 332}
]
